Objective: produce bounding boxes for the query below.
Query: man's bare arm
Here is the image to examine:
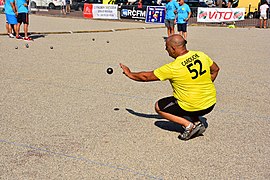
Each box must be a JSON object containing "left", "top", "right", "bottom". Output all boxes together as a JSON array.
[
  {"left": 210, "top": 61, "right": 220, "bottom": 82},
  {"left": 120, "top": 63, "right": 159, "bottom": 82}
]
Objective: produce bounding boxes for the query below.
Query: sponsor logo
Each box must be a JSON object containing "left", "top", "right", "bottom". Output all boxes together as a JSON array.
[
  {"left": 199, "top": 10, "right": 207, "bottom": 19},
  {"left": 121, "top": 9, "right": 128, "bottom": 17},
  {"left": 233, "top": 11, "right": 243, "bottom": 20}
]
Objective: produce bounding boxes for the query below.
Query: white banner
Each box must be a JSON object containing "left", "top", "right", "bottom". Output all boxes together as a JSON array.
[
  {"left": 197, "top": 8, "right": 245, "bottom": 22},
  {"left": 92, "top": 4, "right": 118, "bottom": 20}
]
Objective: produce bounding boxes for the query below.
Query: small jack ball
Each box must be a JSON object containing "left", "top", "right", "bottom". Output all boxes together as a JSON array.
[
  {"left": 92, "top": 38, "right": 95, "bottom": 41},
  {"left": 15, "top": 46, "right": 18, "bottom": 49},
  {"left": 50, "top": 46, "right": 53, "bottom": 49},
  {"left": 107, "top": 67, "right": 113, "bottom": 74}
]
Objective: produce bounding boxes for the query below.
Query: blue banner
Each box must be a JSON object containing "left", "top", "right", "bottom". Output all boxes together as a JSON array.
[{"left": 145, "top": 6, "right": 165, "bottom": 24}]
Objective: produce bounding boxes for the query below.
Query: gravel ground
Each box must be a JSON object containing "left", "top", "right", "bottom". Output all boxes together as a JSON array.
[{"left": 0, "top": 14, "right": 270, "bottom": 179}]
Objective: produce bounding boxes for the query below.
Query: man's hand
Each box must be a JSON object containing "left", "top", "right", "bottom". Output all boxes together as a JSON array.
[{"left": 120, "top": 63, "right": 131, "bottom": 76}]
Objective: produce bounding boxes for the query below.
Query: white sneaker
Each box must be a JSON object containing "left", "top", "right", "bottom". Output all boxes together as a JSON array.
[{"left": 8, "top": 33, "right": 15, "bottom": 38}]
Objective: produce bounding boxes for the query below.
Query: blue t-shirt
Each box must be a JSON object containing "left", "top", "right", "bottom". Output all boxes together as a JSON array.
[
  {"left": 177, "top": 3, "right": 191, "bottom": 24},
  {"left": 16, "top": 0, "right": 28, "bottom": 13},
  {"left": 165, "top": 0, "right": 179, "bottom": 20},
  {"left": 4, "top": 0, "right": 15, "bottom": 15}
]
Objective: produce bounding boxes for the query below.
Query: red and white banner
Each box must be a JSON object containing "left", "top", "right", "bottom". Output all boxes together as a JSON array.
[
  {"left": 84, "top": 4, "right": 118, "bottom": 19},
  {"left": 0, "top": 0, "right": 4, "bottom": 8},
  {"left": 197, "top": 8, "right": 245, "bottom": 22}
]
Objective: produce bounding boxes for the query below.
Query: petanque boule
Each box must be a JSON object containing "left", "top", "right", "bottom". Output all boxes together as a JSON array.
[{"left": 107, "top": 67, "right": 113, "bottom": 74}]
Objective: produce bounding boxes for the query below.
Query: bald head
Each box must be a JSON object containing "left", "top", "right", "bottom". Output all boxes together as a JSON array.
[
  {"left": 166, "top": 34, "right": 187, "bottom": 47},
  {"left": 165, "top": 35, "right": 188, "bottom": 58}
]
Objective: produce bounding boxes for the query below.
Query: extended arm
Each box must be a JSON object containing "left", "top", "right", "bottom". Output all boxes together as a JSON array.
[
  {"left": 210, "top": 61, "right": 220, "bottom": 82},
  {"left": 120, "top": 63, "right": 159, "bottom": 82}
]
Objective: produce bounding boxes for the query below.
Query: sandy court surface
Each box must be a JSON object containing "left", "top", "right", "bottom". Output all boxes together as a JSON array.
[{"left": 0, "top": 14, "right": 270, "bottom": 179}]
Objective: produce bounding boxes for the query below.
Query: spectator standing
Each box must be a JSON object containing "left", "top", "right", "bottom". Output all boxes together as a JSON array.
[
  {"left": 227, "top": 0, "right": 233, "bottom": 8},
  {"left": 259, "top": 0, "right": 269, "bottom": 29},
  {"left": 4, "top": 0, "right": 18, "bottom": 38},
  {"left": 215, "top": 0, "right": 223, "bottom": 8},
  {"left": 16, "top": 0, "right": 31, "bottom": 40},
  {"left": 176, "top": 0, "right": 191, "bottom": 40},
  {"left": 66, "top": 0, "right": 71, "bottom": 14},
  {"left": 61, "top": 0, "right": 66, "bottom": 15},
  {"left": 165, "top": 0, "right": 179, "bottom": 37}
]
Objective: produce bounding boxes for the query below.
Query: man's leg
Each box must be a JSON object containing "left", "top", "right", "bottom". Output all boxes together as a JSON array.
[
  {"left": 264, "top": 19, "right": 267, "bottom": 28},
  {"left": 8, "top": 24, "right": 12, "bottom": 34},
  {"left": 16, "top": 13, "right": 22, "bottom": 38},
  {"left": 182, "top": 23, "right": 187, "bottom": 40},
  {"left": 260, "top": 18, "right": 263, "bottom": 28},
  {"left": 155, "top": 102, "right": 191, "bottom": 127},
  {"left": 14, "top": 24, "right": 19, "bottom": 36},
  {"left": 171, "top": 27, "right": 174, "bottom": 36},
  {"left": 183, "top": 32, "right": 187, "bottom": 40},
  {"left": 17, "top": 23, "right": 21, "bottom": 37},
  {"left": 170, "top": 26, "right": 175, "bottom": 36},
  {"left": 155, "top": 100, "right": 201, "bottom": 140},
  {"left": 167, "top": 27, "right": 171, "bottom": 37},
  {"left": 178, "top": 31, "right": 183, "bottom": 38},
  {"left": 6, "top": 22, "right": 10, "bottom": 34},
  {"left": 24, "top": 24, "right": 28, "bottom": 37}
]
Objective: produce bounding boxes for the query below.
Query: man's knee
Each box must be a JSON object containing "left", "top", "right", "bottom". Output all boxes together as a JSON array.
[{"left": 155, "top": 101, "right": 160, "bottom": 114}]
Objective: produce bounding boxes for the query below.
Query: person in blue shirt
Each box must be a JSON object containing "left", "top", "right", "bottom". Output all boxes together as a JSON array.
[
  {"left": 176, "top": 0, "right": 191, "bottom": 40},
  {"left": 4, "top": 0, "right": 18, "bottom": 38},
  {"left": 165, "top": 0, "right": 179, "bottom": 37},
  {"left": 16, "top": 0, "right": 31, "bottom": 40}
]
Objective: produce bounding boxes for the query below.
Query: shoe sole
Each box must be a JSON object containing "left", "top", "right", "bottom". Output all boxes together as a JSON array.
[{"left": 196, "top": 123, "right": 206, "bottom": 136}]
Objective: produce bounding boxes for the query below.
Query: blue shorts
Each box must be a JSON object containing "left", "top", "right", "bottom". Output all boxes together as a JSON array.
[{"left": 6, "top": 14, "right": 18, "bottom": 25}]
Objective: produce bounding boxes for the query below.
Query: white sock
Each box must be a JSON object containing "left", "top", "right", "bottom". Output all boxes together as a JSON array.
[{"left": 186, "top": 123, "right": 194, "bottom": 130}]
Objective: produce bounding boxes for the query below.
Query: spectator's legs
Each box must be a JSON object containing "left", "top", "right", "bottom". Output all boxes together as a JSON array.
[
  {"left": 16, "top": 23, "right": 21, "bottom": 37},
  {"left": 167, "top": 28, "right": 170, "bottom": 36},
  {"left": 183, "top": 32, "right": 187, "bottom": 40},
  {"left": 24, "top": 24, "right": 29, "bottom": 37},
  {"left": 6, "top": 22, "right": 10, "bottom": 34},
  {"left": 264, "top": 19, "right": 267, "bottom": 28}
]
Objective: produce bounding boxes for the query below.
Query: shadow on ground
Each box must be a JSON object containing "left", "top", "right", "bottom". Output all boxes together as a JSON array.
[
  {"left": 126, "top": 108, "right": 209, "bottom": 138},
  {"left": 126, "top": 108, "right": 163, "bottom": 119},
  {"left": 30, "top": 34, "right": 46, "bottom": 40}
]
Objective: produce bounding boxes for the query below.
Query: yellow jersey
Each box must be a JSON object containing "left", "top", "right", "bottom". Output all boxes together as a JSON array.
[{"left": 154, "top": 50, "right": 216, "bottom": 111}]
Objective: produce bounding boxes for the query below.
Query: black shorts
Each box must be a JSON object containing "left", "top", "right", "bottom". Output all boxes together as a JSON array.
[
  {"left": 17, "top": 13, "right": 29, "bottom": 24},
  {"left": 157, "top": 96, "right": 215, "bottom": 117},
  {"left": 177, "top": 23, "right": 187, "bottom": 32}
]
